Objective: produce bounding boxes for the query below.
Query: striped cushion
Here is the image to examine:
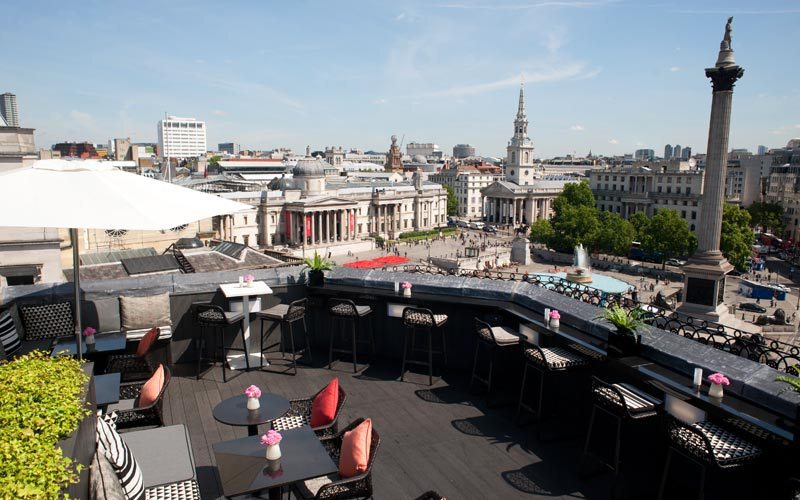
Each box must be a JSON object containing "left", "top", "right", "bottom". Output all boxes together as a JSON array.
[
  {"left": 593, "top": 382, "right": 659, "bottom": 415},
  {"left": 96, "top": 416, "right": 145, "bottom": 500},
  {"left": 0, "top": 308, "right": 21, "bottom": 358},
  {"left": 272, "top": 413, "right": 310, "bottom": 432},
  {"left": 524, "top": 346, "right": 588, "bottom": 369}
]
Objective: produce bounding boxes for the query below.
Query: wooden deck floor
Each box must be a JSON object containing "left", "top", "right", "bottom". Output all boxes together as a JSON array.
[{"left": 161, "top": 358, "right": 620, "bottom": 500}]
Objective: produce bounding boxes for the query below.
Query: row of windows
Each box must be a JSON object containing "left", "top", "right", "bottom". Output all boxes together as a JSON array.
[
  {"left": 163, "top": 122, "right": 204, "bottom": 128},
  {"left": 597, "top": 205, "right": 698, "bottom": 222}
]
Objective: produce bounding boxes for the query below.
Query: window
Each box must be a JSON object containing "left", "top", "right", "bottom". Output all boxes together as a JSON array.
[
  {"left": 691, "top": 211, "right": 697, "bottom": 219},
  {"left": 686, "top": 187, "right": 691, "bottom": 195},
  {"left": 681, "top": 210, "right": 686, "bottom": 218},
  {"left": 524, "top": 170, "right": 529, "bottom": 176},
  {"left": 691, "top": 224, "right": 696, "bottom": 231},
  {"left": 667, "top": 177, "right": 672, "bottom": 183},
  {"left": 657, "top": 186, "right": 663, "bottom": 193},
  {"left": 677, "top": 177, "right": 682, "bottom": 184},
  {"left": 667, "top": 187, "right": 672, "bottom": 193},
  {"left": 511, "top": 153, "right": 516, "bottom": 164},
  {"left": 676, "top": 187, "right": 681, "bottom": 194}
]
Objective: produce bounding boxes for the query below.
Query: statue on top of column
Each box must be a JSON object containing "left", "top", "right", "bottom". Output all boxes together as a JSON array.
[{"left": 722, "top": 17, "right": 733, "bottom": 50}]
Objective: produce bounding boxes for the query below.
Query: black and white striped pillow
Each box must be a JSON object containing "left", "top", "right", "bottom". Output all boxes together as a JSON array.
[
  {"left": 0, "top": 308, "right": 21, "bottom": 358},
  {"left": 96, "top": 415, "right": 144, "bottom": 500}
]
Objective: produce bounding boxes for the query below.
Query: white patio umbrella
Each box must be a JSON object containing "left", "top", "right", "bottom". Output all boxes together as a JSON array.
[{"left": 0, "top": 159, "right": 253, "bottom": 359}]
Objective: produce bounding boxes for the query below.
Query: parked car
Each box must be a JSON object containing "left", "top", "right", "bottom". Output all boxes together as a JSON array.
[
  {"left": 482, "top": 225, "right": 497, "bottom": 233},
  {"left": 456, "top": 220, "right": 470, "bottom": 228},
  {"left": 739, "top": 302, "right": 767, "bottom": 313},
  {"left": 468, "top": 221, "right": 485, "bottom": 230},
  {"left": 665, "top": 258, "right": 686, "bottom": 266}
]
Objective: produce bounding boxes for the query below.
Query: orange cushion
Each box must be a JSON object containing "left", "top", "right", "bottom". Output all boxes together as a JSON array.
[
  {"left": 339, "top": 418, "right": 372, "bottom": 478},
  {"left": 137, "top": 364, "right": 164, "bottom": 408},
  {"left": 310, "top": 378, "right": 339, "bottom": 427},
  {"left": 135, "top": 327, "right": 160, "bottom": 358}
]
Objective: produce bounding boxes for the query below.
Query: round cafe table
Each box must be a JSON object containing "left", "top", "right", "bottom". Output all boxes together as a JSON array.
[{"left": 212, "top": 394, "right": 290, "bottom": 436}]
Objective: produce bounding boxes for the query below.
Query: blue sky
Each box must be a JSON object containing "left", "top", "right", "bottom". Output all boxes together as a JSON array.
[{"left": 3, "top": 0, "right": 799, "bottom": 158}]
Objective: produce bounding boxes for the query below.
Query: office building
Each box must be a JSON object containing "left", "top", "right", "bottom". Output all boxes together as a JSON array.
[
  {"left": 673, "top": 145, "right": 682, "bottom": 159},
  {"left": 453, "top": 144, "right": 476, "bottom": 159},
  {"left": 218, "top": 143, "right": 240, "bottom": 155},
  {"left": 682, "top": 146, "right": 692, "bottom": 159},
  {"left": 52, "top": 142, "right": 99, "bottom": 159},
  {"left": 634, "top": 149, "right": 655, "bottom": 161},
  {"left": 430, "top": 165, "right": 501, "bottom": 219},
  {"left": 664, "top": 144, "right": 673, "bottom": 160},
  {"left": 0, "top": 93, "right": 19, "bottom": 127},
  {"left": 758, "top": 145, "right": 768, "bottom": 155},
  {"left": 157, "top": 116, "right": 207, "bottom": 160},
  {"left": 406, "top": 142, "right": 439, "bottom": 158}
]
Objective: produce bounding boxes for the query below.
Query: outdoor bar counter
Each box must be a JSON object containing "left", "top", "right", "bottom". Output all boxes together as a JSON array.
[{"left": 313, "top": 267, "right": 800, "bottom": 446}]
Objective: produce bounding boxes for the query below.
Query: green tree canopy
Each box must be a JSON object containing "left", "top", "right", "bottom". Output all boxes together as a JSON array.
[
  {"left": 552, "top": 181, "right": 595, "bottom": 215},
  {"left": 721, "top": 203, "right": 754, "bottom": 270},
  {"left": 596, "top": 211, "right": 637, "bottom": 256},
  {"left": 443, "top": 185, "right": 458, "bottom": 216},
  {"left": 628, "top": 212, "right": 649, "bottom": 241},
  {"left": 529, "top": 219, "right": 554, "bottom": 246},
  {"left": 208, "top": 155, "right": 221, "bottom": 168},
  {"left": 550, "top": 204, "right": 600, "bottom": 253},
  {"left": 747, "top": 202, "right": 784, "bottom": 235},
  {"left": 640, "top": 209, "right": 697, "bottom": 262}
]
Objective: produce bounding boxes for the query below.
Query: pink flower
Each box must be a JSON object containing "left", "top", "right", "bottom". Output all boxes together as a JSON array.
[
  {"left": 401, "top": 281, "right": 412, "bottom": 289},
  {"left": 82, "top": 326, "right": 96, "bottom": 337},
  {"left": 244, "top": 274, "right": 255, "bottom": 283},
  {"left": 708, "top": 373, "right": 730, "bottom": 386},
  {"left": 261, "top": 430, "right": 282, "bottom": 446},
  {"left": 244, "top": 385, "right": 262, "bottom": 398},
  {"left": 549, "top": 310, "right": 560, "bottom": 319}
]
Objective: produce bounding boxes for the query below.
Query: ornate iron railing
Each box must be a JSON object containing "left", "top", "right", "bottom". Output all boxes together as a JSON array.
[{"left": 382, "top": 264, "right": 800, "bottom": 374}]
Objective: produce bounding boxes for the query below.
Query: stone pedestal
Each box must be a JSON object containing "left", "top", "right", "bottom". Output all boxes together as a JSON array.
[{"left": 511, "top": 237, "right": 531, "bottom": 265}]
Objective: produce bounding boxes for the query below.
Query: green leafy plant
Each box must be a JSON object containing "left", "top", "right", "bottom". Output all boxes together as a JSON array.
[
  {"left": 775, "top": 374, "right": 800, "bottom": 394},
  {"left": 303, "top": 251, "right": 334, "bottom": 272},
  {"left": 0, "top": 351, "right": 90, "bottom": 497},
  {"left": 598, "top": 305, "right": 645, "bottom": 336}
]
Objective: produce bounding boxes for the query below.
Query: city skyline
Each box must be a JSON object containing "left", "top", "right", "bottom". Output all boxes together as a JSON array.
[{"left": 3, "top": 0, "right": 799, "bottom": 158}]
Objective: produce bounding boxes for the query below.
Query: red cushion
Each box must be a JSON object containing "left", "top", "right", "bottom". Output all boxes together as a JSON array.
[
  {"left": 138, "top": 364, "right": 164, "bottom": 408},
  {"left": 339, "top": 418, "right": 372, "bottom": 478},
  {"left": 310, "top": 378, "right": 339, "bottom": 427},
  {"left": 135, "top": 327, "right": 160, "bottom": 358}
]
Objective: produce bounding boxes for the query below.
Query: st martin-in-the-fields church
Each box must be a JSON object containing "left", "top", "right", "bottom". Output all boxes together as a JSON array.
[{"left": 481, "top": 84, "right": 578, "bottom": 226}]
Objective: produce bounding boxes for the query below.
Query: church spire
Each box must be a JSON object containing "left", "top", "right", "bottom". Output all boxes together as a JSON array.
[{"left": 517, "top": 82, "right": 526, "bottom": 120}]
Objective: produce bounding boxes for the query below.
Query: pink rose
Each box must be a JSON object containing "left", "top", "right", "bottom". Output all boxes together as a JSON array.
[
  {"left": 708, "top": 373, "right": 730, "bottom": 386},
  {"left": 82, "top": 326, "right": 96, "bottom": 337},
  {"left": 244, "top": 385, "right": 262, "bottom": 398},
  {"left": 401, "top": 281, "right": 412, "bottom": 289},
  {"left": 244, "top": 274, "right": 255, "bottom": 282},
  {"left": 549, "top": 310, "right": 561, "bottom": 320},
  {"left": 261, "top": 430, "right": 282, "bottom": 446}
]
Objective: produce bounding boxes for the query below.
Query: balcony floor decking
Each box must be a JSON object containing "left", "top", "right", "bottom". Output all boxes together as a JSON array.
[{"left": 160, "top": 359, "right": 644, "bottom": 500}]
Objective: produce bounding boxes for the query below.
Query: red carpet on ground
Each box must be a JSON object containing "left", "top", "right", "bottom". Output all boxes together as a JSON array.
[{"left": 343, "top": 256, "right": 411, "bottom": 269}]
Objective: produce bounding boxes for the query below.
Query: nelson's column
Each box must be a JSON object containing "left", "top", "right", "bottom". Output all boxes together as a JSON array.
[{"left": 679, "top": 17, "right": 744, "bottom": 323}]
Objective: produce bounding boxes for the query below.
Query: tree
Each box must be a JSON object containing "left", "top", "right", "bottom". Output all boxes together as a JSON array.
[
  {"left": 747, "top": 202, "right": 784, "bottom": 235},
  {"left": 443, "top": 185, "right": 458, "bottom": 216},
  {"left": 529, "top": 219, "right": 554, "bottom": 246},
  {"left": 208, "top": 155, "right": 221, "bottom": 169},
  {"left": 721, "top": 203, "right": 754, "bottom": 270},
  {"left": 550, "top": 204, "right": 600, "bottom": 253},
  {"left": 628, "top": 212, "right": 649, "bottom": 241},
  {"left": 596, "top": 211, "right": 637, "bottom": 256},
  {"left": 640, "top": 209, "right": 697, "bottom": 262},
  {"left": 552, "top": 181, "right": 595, "bottom": 215}
]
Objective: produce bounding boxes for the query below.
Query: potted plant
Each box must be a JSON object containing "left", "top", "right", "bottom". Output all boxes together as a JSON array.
[
  {"left": 304, "top": 251, "right": 334, "bottom": 286},
  {"left": 598, "top": 305, "right": 645, "bottom": 356}
]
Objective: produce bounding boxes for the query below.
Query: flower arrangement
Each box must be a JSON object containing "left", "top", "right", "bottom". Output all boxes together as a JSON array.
[
  {"left": 244, "top": 274, "right": 254, "bottom": 283},
  {"left": 261, "top": 430, "right": 282, "bottom": 447},
  {"left": 708, "top": 373, "right": 730, "bottom": 386},
  {"left": 401, "top": 281, "right": 412, "bottom": 290},
  {"left": 244, "top": 385, "right": 262, "bottom": 399},
  {"left": 549, "top": 310, "right": 560, "bottom": 320},
  {"left": 82, "top": 326, "right": 96, "bottom": 337}
]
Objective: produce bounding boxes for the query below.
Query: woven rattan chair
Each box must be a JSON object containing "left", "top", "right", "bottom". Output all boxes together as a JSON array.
[
  {"left": 294, "top": 418, "right": 381, "bottom": 499},
  {"left": 400, "top": 307, "right": 448, "bottom": 386},
  {"left": 327, "top": 299, "right": 375, "bottom": 373},
  {"left": 470, "top": 317, "right": 522, "bottom": 401},
  {"left": 191, "top": 302, "right": 246, "bottom": 383},
  {"left": 108, "top": 364, "right": 171, "bottom": 430},
  {"left": 658, "top": 416, "right": 762, "bottom": 500},
  {"left": 105, "top": 326, "right": 160, "bottom": 382},
  {"left": 271, "top": 383, "right": 347, "bottom": 438},
  {"left": 256, "top": 298, "right": 311, "bottom": 375}
]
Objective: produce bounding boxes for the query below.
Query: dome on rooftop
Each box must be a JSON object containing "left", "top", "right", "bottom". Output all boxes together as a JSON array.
[
  {"left": 292, "top": 157, "right": 328, "bottom": 177},
  {"left": 412, "top": 154, "right": 428, "bottom": 164}
]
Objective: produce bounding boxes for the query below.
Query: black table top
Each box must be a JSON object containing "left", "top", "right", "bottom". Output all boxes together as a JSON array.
[
  {"left": 94, "top": 373, "right": 120, "bottom": 407},
  {"left": 212, "top": 394, "right": 290, "bottom": 428},
  {"left": 213, "top": 425, "right": 338, "bottom": 497},
  {"left": 51, "top": 331, "right": 127, "bottom": 358}
]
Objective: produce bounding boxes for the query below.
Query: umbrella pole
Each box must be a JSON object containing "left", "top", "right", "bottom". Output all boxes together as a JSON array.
[{"left": 70, "top": 228, "right": 83, "bottom": 361}]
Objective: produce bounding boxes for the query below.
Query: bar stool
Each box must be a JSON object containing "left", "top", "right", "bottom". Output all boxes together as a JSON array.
[
  {"left": 191, "top": 302, "right": 246, "bottom": 383},
  {"left": 580, "top": 376, "right": 662, "bottom": 497},
  {"left": 400, "top": 307, "right": 448, "bottom": 386},
  {"left": 255, "top": 298, "right": 311, "bottom": 375},
  {"left": 470, "top": 317, "right": 523, "bottom": 401},
  {"left": 328, "top": 298, "right": 375, "bottom": 373},
  {"left": 657, "top": 416, "right": 762, "bottom": 500},
  {"left": 517, "top": 344, "right": 588, "bottom": 427}
]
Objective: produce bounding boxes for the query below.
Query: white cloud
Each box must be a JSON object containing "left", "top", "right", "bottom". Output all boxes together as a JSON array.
[
  {"left": 69, "top": 110, "right": 94, "bottom": 128},
  {"left": 796, "top": 124, "right": 800, "bottom": 129},
  {"left": 608, "top": 138, "right": 619, "bottom": 144},
  {"left": 396, "top": 12, "right": 406, "bottom": 20},
  {"left": 373, "top": 98, "right": 387, "bottom": 104},
  {"left": 437, "top": 1, "right": 618, "bottom": 10},
  {"left": 570, "top": 124, "right": 584, "bottom": 131},
  {"left": 542, "top": 27, "right": 567, "bottom": 54},
  {"left": 429, "top": 64, "right": 597, "bottom": 98},
  {"left": 212, "top": 109, "right": 227, "bottom": 117},
  {"left": 670, "top": 66, "right": 682, "bottom": 72}
]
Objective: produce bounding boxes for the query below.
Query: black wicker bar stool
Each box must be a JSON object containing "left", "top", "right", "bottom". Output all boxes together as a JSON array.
[
  {"left": 657, "top": 416, "right": 762, "bottom": 500},
  {"left": 580, "top": 376, "right": 662, "bottom": 497},
  {"left": 400, "top": 307, "right": 448, "bottom": 386},
  {"left": 470, "top": 317, "right": 523, "bottom": 401},
  {"left": 517, "top": 344, "right": 588, "bottom": 429},
  {"left": 191, "top": 302, "right": 246, "bottom": 383},
  {"left": 327, "top": 298, "right": 375, "bottom": 373},
  {"left": 255, "top": 298, "right": 311, "bottom": 375}
]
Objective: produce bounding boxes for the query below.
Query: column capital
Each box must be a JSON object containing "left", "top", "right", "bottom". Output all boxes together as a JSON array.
[{"left": 705, "top": 65, "right": 744, "bottom": 92}]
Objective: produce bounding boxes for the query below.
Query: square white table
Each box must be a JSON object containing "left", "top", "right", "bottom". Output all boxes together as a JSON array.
[{"left": 219, "top": 281, "right": 273, "bottom": 370}]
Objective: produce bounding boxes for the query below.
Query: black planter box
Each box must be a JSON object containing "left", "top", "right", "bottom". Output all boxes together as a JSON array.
[
  {"left": 606, "top": 332, "right": 642, "bottom": 357},
  {"left": 308, "top": 270, "right": 325, "bottom": 287},
  {"left": 57, "top": 362, "right": 96, "bottom": 499}
]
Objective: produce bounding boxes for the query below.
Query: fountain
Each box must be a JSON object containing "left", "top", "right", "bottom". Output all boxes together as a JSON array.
[{"left": 565, "top": 244, "right": 593, "bottom": 284}]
